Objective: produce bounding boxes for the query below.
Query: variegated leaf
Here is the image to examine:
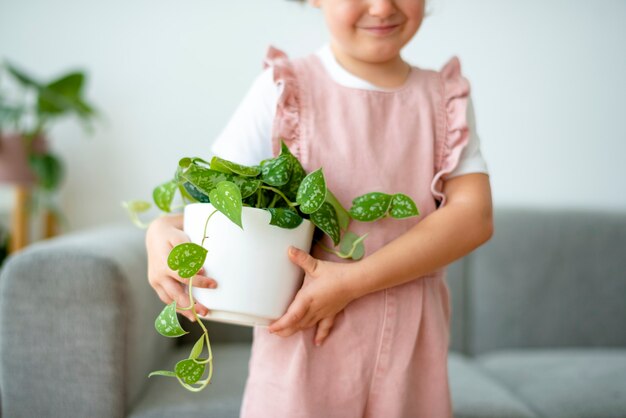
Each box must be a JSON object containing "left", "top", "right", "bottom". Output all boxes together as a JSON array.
[
  {"left": 208, "top": 181, "right": 243, "bottom": 229},
  {"left": 296, "top": 168, "right": 326, "bottom": 214},
  {"left": 261, "top": 154, "right": 292, "bottom": 186},
  {"left": 210, "top": 156, "right": 261, "bottom": 177},
  {"left": 349, "top": 192, "right": 392, "bottom": 222},
  {"left": 310, "top": 201, "right": 340, "bottom": 245},
  {"left": 155, "top": 302, "right": 188, "bottom": 337},
  {"left": 153, "top": 180, "right": 178, "bottom": 212},
  {"left": 167, "top": 243, "right": 208, "bottom": 279},
  {"left": 267, "top": 207, "right": 304, "bottom": 229},
  {"left": 389, "top": 193, "right": 420, "bottom": 219},
  {"left": 175, "top": 358, "right": 206, "bottom": 385}
]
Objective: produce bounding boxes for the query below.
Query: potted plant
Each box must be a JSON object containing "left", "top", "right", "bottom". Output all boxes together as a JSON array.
[
  {"left": 0, "top": 59, "right": 97, "bottom": 241},
  {"left": 125, "top": 140, "right": 420, "bottom": 391}
]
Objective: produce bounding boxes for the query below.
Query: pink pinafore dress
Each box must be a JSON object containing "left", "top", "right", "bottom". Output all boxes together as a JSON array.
[{"left": 240, "top": 46, "right": 471, "bottom": 418}]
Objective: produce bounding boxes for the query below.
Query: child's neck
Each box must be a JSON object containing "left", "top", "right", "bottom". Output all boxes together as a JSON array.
[{"left": 329, "top": 42, "right": 411, "bottom": 89}]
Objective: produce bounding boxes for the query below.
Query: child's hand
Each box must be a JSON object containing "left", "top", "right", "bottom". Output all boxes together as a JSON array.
[
  {"left": 145, "top": 214, "right": 217, "bottom": 322},
  {"left": 268, "top": 246, "right": 358, "bottom": 345}
]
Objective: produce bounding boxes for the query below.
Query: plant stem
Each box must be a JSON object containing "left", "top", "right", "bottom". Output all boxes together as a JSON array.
[
  {"left": 260, "top": 186, "right": 299, "bottom": 208},
  {"left": 268, "top": 194, "right": 279, "bottom": 208},
  {"left": 183, "top": 269, "right": 214, "bottom": 390},
  {"left": 201, "top": 209, "right": 218, "bottom": 247}
]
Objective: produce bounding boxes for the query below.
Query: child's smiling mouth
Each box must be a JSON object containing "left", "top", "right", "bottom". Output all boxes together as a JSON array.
[{"left": 358, "top": 24, "right": 401, "bottom": 36}]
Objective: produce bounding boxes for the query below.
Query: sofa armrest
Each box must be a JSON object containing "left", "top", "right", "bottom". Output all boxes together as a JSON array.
[{"left": 0, "top": 224, "right": 173, "bottom": 418}]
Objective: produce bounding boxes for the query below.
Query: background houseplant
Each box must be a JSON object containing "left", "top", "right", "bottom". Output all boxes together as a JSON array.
[{"left": 0, "top": 59, "right": 97, "bottom": 244}]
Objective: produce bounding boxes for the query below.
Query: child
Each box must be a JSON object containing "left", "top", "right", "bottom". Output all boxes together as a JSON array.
[{"left": 145, "top": 0, "right": 493, "bottom": 416}]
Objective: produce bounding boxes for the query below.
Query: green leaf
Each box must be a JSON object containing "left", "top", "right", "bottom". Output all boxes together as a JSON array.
[
  {"left": 178, "top": 183, "right": 195, "bottom": 204},
  {"left": 148, "top": 370, "right": 177, "bottom": 378},
  {"left": 189, "top": 335, "right": 205, "bottom": 360},
  {"left": 266, "top": 208, "right": 304, "bottom": 229},
  {"left": 153, "top": 180, "right": 178, "bottom": 212},
  {"left": 175, "top": 358, "right": 206, "bottom": 385},
  {"left": 261, "top": 154, "right": 292, "bottom": 186},
  {"left": 155, "top": 302, "right": 189, "bottom": 337},
  {"left": 5, "top": 61, "right": 41, "bottom": 88},
  {"left": 121, "top": 200, "right": 152, "bottom": 228},
  {"left": 338, "top": 231, "right": 367, "bottom": 261},
  {"left": 325, "top": 189, "right": 350, "bottom": 231},
  {"left": 349, "top": 192, "right": 392, "bottom": 222},
  {"left": 280, "top": 139, "right": 291, "bottom": 155},
  {"left": 28, "top": 152, "right": 63, "bottom": 191},
  {"left": 38, "top": 73, "right": 84, "bottom": 115},
  {"left": 310, "top": 201, "right": 340, "bottom": 246},
  {"left": 179, "top": 165, "right": 232, "bottom": 195},
  {"left": 208, "top": 181, "right": 243, "bottom": 229},
  {"left": 389, "top": 193, "right": 420, "bottom": 219},
  {"left": 122, "top": 200, "right": 151, "bottom": 213},
  {"left": 179, "top": 157, "right": 192, "bottom": 169},
  {"left": 210, "top": 156, "right": 260, "bottom": 177},
  {"left": 180, "top": 164, "right": 258, "bottom": 199},
  {"left": 231, "top": 177, "right": 261, "bottom": 199},
  {"left": 279, "top": 154, "right": 306, "bottom": 202},
  {"left": 296, "top": 168, "right": 326, "bottom": 214},
  {"left": 167, "top": 243, "right": 208, "bottom": 279},
  {"left": 182, "top": 182, "right": 210, "bottom": 203}
]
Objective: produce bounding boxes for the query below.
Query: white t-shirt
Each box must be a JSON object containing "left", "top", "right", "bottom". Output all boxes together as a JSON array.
[{"left": 211, "top": 44, "right": 488, "bottom": 178}]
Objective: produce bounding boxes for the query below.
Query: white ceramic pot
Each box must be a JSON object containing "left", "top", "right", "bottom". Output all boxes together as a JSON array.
[{"left": 183, "top": 203, "right": 315, "bottom": 327}]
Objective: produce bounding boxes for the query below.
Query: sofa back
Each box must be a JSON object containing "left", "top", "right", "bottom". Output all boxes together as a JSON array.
[{"left": 447, "top": 208, "right": 626, "bottom": 356}]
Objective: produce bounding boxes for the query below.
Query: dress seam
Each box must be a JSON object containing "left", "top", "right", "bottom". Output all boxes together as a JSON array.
[{"left": 366, "top": 289, "right": 388, "bottom": 407}]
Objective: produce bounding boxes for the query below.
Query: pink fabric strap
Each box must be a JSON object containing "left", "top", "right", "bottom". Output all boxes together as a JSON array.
[
  {"left": 430, "top": 56, "right": 471, "bottom": 206},
  {"left": 263, "top": 45, "right": 302, "bottom": 158}
]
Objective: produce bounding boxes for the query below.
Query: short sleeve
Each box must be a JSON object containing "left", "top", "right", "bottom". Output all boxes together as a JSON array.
[
  {"left": 209, "top": 66, "right": 276, "bottom": 165},
  {"left": 447, "top": 96, "right": 489, "bottom": 178},
  {"left": 430, "top": 56, "right": 473, "bottom": 207},
  {"left": 263, "top": 46, "right": 302, "bottom": 158}
]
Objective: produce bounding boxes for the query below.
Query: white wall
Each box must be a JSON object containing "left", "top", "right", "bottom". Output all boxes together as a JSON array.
[{"left": 1, "top": 0, "right": 624, "bottom": 233}]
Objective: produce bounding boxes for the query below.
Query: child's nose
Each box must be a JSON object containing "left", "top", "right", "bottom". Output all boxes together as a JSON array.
[{"left": 368, "top": 0, "right": 397, "bottom": 19}]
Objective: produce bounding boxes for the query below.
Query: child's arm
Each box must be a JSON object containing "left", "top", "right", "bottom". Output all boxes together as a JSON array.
[
  {"left": 348, "top": 172, "right": 493, "bottom": 299},
  {"left": 268, "top": 173, "right": 493, "bottom": 342}
]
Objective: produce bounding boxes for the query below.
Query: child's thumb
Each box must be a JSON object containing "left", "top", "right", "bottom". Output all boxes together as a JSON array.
[{"left": 288, "top": 246, "right": 318, "bottom": 274}]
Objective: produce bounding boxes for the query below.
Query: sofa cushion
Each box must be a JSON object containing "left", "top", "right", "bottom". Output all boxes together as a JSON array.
[
  {"left": 129, "top": 343, "right": 251, "bottom": 418},
  {"left": 467, "top": 209, "right": 626, "bottom": 355},
  {"left": 448, "top": 352, "right": 539, "bottom": 418},
  {"left": 476, "top": 348, "right": 626, "bottom": 418}
]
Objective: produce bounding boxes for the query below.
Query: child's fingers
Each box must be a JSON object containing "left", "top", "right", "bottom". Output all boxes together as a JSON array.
[
  {"left": 168, "top": 270, "right": 218, "bottom": 289},
  {"left": 161, "top": 279, "right": 209, "bottom": 321},
  {"left": 269, "top": 297, "right": 309, "bottom": 335},
  {"left": 154, "top": 283, "right": 196, "bottom": 323},
  {"left": 314, "top": 316, "right": 335, "bottom": 346}
]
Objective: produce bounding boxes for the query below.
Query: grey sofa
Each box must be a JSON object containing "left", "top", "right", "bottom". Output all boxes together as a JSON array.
[{"left": 1, "top": 208, "right": 625, "bottom": 418}]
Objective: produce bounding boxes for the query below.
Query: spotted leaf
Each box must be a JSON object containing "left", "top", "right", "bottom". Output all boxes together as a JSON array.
[
  {"left": 153, "top": 180, "right": 178, "bottom": 212},
  {"left": 349, "top": 192, "right": 392, "bottom": 222},
  {"left": 167, "top": 242, "right": 208, "bottom": 279},
  {"left": 155, "top": 302, "right": 189, "bottom": 338},
  {"left": 210, "top": 156, "right": 261, "bottom": 177},
  {"left": 208, "top": 180, "right": 243, "bottom": 229},
  {"left": 261, "top": 154, "right": 292, "bottom": 186},
  {"left": 267, "top": 207, "right": 304, "bottom": 229},
  {"left": 175, "top": 358, "right": 206, "bottom": 385},
  {"left": 310, "top": 201, "right": 340, "bottom": 246},
  {"left": 389, "top": 193, "right": 420, "bottom": 219},
  {"left": 296, "top": 168, "right": 326, "bottom": 214}
]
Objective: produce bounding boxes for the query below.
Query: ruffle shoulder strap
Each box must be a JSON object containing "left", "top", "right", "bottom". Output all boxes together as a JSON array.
[
  {"left": 430, "top": 56, "right": 471, "bottom": 207},
  {"left": 263, "top": 45, "right": 302, "bottom": 158}
]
